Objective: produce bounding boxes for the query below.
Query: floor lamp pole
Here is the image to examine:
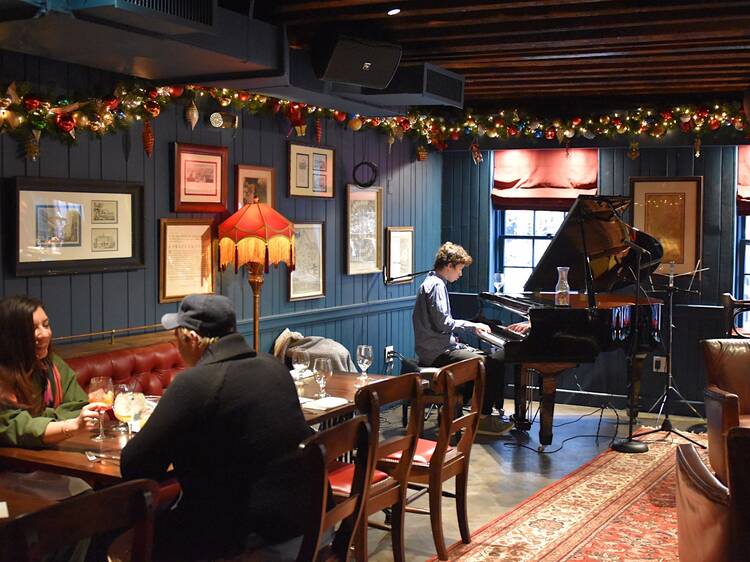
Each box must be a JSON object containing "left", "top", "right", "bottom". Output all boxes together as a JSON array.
[{"left": 247, "top": 262, "right": 264, "bottom": 351}]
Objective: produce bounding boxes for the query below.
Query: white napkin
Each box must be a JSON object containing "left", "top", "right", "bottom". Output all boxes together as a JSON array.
[
  {"left": 291, "top": 368, "right": 314, "bottom": 380},
  {"left": 302, "top": 396, "right": 350, "bottom": 411},
  {"left": 298, "top": 396, "right": 313, "bottom": 404}
]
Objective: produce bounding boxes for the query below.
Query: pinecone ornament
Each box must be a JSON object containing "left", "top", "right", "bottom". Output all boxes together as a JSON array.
[{"left": 143, "top": 119, "right": 154, "bottom": 158}]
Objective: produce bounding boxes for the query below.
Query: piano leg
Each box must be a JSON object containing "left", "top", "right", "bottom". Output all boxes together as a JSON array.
[{"left": 521, "top": 363, "right": 577, "bottom": 452}]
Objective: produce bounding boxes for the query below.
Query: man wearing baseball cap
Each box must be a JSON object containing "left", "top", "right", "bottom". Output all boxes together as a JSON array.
[{"left": 121, "top": 294, "right": 312, "bottom": 560}]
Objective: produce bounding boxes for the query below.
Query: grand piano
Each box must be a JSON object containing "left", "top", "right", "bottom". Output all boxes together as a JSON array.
[{"left": 476, "top": 195, "right": 664, "bottom": 450}]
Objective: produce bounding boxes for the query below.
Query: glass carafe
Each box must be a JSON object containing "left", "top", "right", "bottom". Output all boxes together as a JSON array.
[{"left": 555, "top": 266, "right": 570, "bottom": 306}]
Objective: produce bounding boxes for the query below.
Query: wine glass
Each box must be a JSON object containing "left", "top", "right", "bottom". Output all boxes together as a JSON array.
[
  {"left": 87, "top": 376, "right": 114, "bottom": 441},
  {"left": 291, "top": 349, "right": 310, "bottom": 380},
  {"left": 113, "top": 386, "right": 146, "bottom": 436},
  {"left": 313, "top": 357, "right": 332, "bottom": 398},
  {"left": 493, "top": 272, "right": 505, "bottom": 295},
  {"left": 355, "top": 344, "right": 373, "bottom": 387}
]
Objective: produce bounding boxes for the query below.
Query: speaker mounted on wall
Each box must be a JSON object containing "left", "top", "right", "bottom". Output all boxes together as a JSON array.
[{"left": 312, "top": 35, "right": 402, "bottom": 90}]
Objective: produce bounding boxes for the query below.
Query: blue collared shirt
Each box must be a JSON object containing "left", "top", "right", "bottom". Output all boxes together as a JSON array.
[{"left": 412, "top": 271, "right": 478, "bottom": 365}]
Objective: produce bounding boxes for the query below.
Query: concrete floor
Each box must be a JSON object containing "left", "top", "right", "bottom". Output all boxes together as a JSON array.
[{"left": 366, "top": 400, "right": 704, "bottom": 562}]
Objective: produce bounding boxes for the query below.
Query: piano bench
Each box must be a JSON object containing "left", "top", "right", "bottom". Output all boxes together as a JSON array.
[{"left": 401, "top": 366, "right": 442, "bottom": 427}]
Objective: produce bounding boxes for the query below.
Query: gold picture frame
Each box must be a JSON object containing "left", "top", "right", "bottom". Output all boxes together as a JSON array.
[
  {"left": 159, "top": 218, "right": 215, "bottom": 303},
  {"left": 289, "top": 222, "right": 325, "bottom": 301},
  {"left": 631, "top": 176, "right": 703, "bottom": 275},
  {"left": 386, "top": 226, "right": 415, "bottom": 284},
  {"left": 288, "top": 142, "right": 335, "bottom": 198},
  {"left": 236, "top": 164, "right": 274, "bottom": 209},
  {"left": 347, "top": 184, "right": 383, "bottom": 275}
]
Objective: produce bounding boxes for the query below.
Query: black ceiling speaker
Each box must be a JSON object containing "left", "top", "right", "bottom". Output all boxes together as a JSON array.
[{"left": 312, "top": 36, "right": 402, "bottom": 89}]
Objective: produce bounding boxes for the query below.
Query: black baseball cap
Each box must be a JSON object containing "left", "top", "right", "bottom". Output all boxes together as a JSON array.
[{"left": 161, "top": 294, "right": 236, "bottom": 338}]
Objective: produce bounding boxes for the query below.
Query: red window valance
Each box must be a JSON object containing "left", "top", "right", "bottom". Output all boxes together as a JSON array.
[
  {"left": 738, "top": 145, "right": 750, "bottom": 215},
  {"left": 493, "top": 148, "right": 598, "bottom": 210}
]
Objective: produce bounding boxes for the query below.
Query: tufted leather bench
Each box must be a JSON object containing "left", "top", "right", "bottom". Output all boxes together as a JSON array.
[{"left": 66, "top": 342, "right": 186, "bottom": 396}]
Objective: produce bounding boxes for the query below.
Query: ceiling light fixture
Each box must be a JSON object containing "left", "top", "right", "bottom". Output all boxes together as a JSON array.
[{"left": 387, "top": 8, "right": 401, "bottom": 16}]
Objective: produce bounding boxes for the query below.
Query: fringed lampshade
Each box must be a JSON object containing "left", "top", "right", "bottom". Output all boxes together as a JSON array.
[{"left": 218, "top": 201, "right": 295, "bottom": 350}]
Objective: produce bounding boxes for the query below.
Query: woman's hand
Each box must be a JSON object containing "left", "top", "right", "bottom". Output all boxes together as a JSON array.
[{"left": 77, "top": 402, "right": 108, "bottom": 430}]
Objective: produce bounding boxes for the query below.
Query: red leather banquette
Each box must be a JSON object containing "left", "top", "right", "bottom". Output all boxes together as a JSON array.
[{"left": 65, "top": 341, "right": 186, "bottom": 396}]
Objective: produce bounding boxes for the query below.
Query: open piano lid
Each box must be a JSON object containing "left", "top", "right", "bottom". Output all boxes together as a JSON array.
[{"left": 524, "top": 195, "right": 663, "bottom": 293}]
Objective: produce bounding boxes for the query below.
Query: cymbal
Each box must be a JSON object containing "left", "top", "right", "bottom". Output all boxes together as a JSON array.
[{"left": 652, "top": 267, "right": 709, "bottom": 277}]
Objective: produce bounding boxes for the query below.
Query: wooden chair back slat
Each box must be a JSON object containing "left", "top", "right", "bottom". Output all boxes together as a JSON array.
[{"left": 0, "top": 479, "right": 158, "bottom": 562}]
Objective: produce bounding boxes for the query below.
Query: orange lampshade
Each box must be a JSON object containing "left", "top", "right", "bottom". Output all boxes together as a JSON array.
[{"left": 218, "top": 202, "right": 295, "bottom": 273}]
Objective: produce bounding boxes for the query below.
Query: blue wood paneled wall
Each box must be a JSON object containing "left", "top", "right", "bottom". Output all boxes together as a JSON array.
[
  {"left": 0, "top": 51, "right": 442, "bottom": 373},
  {"left": 442, "top": 145, "right": 737, "bottom": 413}
]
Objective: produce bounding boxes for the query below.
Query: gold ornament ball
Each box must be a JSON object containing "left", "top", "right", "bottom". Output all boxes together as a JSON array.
[
  {"left": 348, "top": 117, "right": 363, "bottom": 131},
  {"left": 563, "top": 128, "right": 575, "bottom": 138},
  {"left": 0, "top": 97, "right": 11, "bottom": 109},
  {"left": 101, "top": 112, "right": 114, "bottom": 126},
  {"left": 217, "top": 95, "right": 232, "bottom": 107},
  {"left": 599, "top": 115, "right": 610, "bottom": 125},
  {"left": 89, "top": 120, "right": 104, "bottom": 133}
]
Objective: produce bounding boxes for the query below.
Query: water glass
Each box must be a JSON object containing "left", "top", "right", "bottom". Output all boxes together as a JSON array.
[
  {"left": 493, "top": 272, "right": 505, "bottom": 295},
  {"left": 356, "top": 344, "right": 373, "bottom": 387},
  {"left": 313, "top": 357, "right": 332, "bottom": 398},
  {"left": 291, "top": 349, "right": 310, "bottom": 379}
]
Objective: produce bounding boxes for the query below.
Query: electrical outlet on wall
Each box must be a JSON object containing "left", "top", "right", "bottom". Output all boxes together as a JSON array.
[
  {"left": 652, "top": 355, "right": 668, "bottom": 373},
  {"left": 384, "top": 345, "right": 394, "bottom": 365}
]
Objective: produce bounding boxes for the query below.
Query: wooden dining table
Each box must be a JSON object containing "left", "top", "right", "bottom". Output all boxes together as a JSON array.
[
  {"left": 0, "top": 484, "right": 55, "bottom": 523},
  {"left": 0, "top": 371, "right": 384, "bottom": 487}
]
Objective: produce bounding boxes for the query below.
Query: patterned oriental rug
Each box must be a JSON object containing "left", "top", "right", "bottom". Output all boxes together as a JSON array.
[{"left": 431, "top": 431, "right": 707, "bottom": 562}]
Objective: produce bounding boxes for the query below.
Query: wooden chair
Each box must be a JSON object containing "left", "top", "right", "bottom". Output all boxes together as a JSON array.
[
  {"left": 721, "top": 292, "right": 750, "bottom": 337},
  {"left": 0, "top": 478, "right": 159, "bottom": 562},
  {"left": 379, "top": 357, "right": 485, "bottom": 561},
  {"left": 297, "top": 415, "right": 375, "bottom": 562},
  {"left": 329, "top": 373, "right": 424, "bottom": 562}
]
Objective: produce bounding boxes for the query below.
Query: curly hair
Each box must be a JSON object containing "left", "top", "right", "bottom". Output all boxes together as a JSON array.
[{"left": 433, "top": 242, "right": 473, "bottom": 270}]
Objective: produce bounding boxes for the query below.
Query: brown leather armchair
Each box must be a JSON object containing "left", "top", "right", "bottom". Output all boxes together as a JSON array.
[
  {"left": 676, "top": 426, "right": 750, "bottom": 562},
  {"left": 702, "top": 339, "right": 750, "bottom": 483}
]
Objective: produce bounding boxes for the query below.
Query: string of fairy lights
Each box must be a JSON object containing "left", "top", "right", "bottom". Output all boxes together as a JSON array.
[{"left": 0, "top": 81, "right": 747, "bottom": 161}]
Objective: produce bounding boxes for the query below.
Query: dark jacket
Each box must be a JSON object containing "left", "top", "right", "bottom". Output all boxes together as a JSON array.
[{"left": 121, "top": 333, "right": 312, "bottom": 559}]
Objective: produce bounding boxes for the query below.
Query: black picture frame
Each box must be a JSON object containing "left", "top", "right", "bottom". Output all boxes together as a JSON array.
[{"left": 13, "top": 176, "right": 145, "bottom": 277}]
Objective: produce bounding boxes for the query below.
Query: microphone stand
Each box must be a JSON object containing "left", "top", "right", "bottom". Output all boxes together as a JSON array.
[
  {"left": 632, "top": 265, "right": 707, "bottom": 448},
  {"left": 382, "top": 267, "right": 432, "bottom": 286}
]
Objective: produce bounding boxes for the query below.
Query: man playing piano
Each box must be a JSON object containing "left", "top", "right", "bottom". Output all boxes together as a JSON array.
[{"left": 413, "top": 242, "right": 527, "bottom": 437}]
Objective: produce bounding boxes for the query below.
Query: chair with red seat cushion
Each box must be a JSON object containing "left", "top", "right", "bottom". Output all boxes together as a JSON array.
[
  {"left": 702, "top": 338, "right": 750, "bottom": 484},
  {"left": 328, "top": 373, "right": 424, "bottom": 562},
  {"left": 379, "top": 357, "right": 485, "bottom": 561}
]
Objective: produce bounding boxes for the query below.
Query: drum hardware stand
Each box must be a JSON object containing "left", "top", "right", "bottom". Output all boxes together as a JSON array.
[{"left": 631, "top": 264, "right": 707, "bottom": 448}]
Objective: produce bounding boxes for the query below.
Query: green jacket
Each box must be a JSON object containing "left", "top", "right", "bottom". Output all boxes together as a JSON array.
[{"left": 0, "top": 355, "right": 88, "bottom": 448}]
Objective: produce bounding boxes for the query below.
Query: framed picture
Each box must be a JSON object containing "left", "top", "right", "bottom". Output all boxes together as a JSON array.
[
  {"left": 289, "top": 222, "right": 325, "bottom": 301},
  {"left": 631, "top": 176, "right": 703, "bottom": 275},
  {"left": 386, "top": 226, "right": 415, "bottom": 284},
  {"left": 159, "top": 218, "right": 215, "bottom": 303},
  {"left": 14, "top": 177, "right": 144, "bottom": 276},
  {"left": 236, "top": 164, "right": 274, "bottom": 209},
  {"left": 347, "top": 184, "right": 383, "bottom": 275},
  {"left": 289, "top": 143, "right": 335, "bottom": 198},
  {"left": 174, "top": 142, "right": 228, "bottom": 212}
]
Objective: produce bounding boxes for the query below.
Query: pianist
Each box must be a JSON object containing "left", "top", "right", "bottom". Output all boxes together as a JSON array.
[{"left": 413, "top": 242, "right": 526, "bottom": 437}]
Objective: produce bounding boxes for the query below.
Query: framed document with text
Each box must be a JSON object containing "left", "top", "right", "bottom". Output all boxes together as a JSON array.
[
  {"left": 288, "top": 143, "right": 335, "bottom": 198},
  {"left": 159, "top": 218, "right": 215, "bottom": 303},
  {"left": 174, "top": 143, "right": 228, "bottom": 212}
]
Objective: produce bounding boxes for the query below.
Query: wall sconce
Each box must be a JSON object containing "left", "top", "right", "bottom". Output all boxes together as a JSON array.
[{"left": 208, "top": 111, "right": 238, "bottom": 129}]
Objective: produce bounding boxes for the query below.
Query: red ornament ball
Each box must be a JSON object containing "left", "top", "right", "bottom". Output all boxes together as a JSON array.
[
  {"left": 55, "top": 113, "right": 75, "bottom": 133},
  {"left": 709, "top": 118, "right": 721, "bottom": 131},
  {"left": 370, "top": 118, "right": 380, "bottom": 127},
  {"left": 167, "top": 86, "right": 184, "bottom": 98},
  {"left": 333, "top": 110, "right": 347, "bottom": 122},
  {"left": 697, "top": 107, "right": 710, "bottom": 119},
  {"left": 147, "top": 88, "right": 158, "bottom": 100},
  {"left": 611, "top": 117, "right": 622, "bottom": 127},
  {"left": 545, "top": 127, "right": 557, "bottom": 140},
  {"left": 571, "top": 116, "right": 582, "bottom": 127},
  {"left": 660, "top": 111, "right": 673, "bottom": 121},
  {"left": 144, "top": 100, "right": 161, "bottom": 118},
  {"left": 237, "top": 91, "right": 250, "bottom": 102},
  {"left": 679, "top": 121, "right": 692, "bottom": 133},
  {"left": 102, "top": 95, "right": 119, "bottom": 110},
  {"left": 23, "top": 94, "right": 41, "bottom": 111},
  {"left": 507, "top": 125, "right": 518, "bottom": 136},
  {"left": 450, "top": 130, "right": 460, "bottom": 141}
]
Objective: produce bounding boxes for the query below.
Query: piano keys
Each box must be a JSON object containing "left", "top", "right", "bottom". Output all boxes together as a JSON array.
[{"left": 476, "top": 195, "right": 664, "bottom": 450}]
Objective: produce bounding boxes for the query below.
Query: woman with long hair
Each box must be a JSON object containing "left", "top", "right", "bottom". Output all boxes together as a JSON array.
[{"left": 0, "top": 295, "right": 103, "bottom": 447}]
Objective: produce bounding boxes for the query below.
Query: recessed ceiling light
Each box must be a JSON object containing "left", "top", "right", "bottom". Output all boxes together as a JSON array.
[{"left": 387, "top": 8, "right": 401, "bottom": 16}]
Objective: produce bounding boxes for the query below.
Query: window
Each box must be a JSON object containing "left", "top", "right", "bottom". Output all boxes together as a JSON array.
[
  {"left": 496, "top": 209, "right": 566, "bottom": 293},
  {"left": 737, "top": 217, "right": 750, "bottom": 321}
]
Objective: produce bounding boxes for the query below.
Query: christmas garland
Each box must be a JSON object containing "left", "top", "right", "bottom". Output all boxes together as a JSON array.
[{"left": 1, "top": 81, "right": 748, "bottom": 161}]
